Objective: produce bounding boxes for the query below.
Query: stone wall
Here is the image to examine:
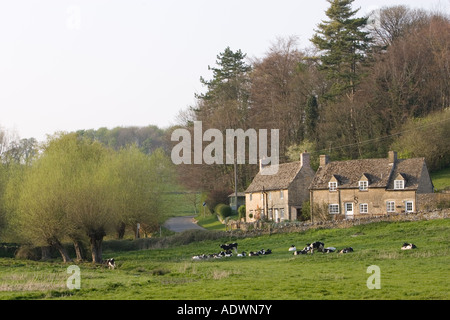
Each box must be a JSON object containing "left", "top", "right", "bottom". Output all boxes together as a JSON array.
[
  {"left": 229, "top": 208, "right": 449, "bottom": 235},
  {"left": 417, "top": 193, "right": 450, "bottom": 211}
]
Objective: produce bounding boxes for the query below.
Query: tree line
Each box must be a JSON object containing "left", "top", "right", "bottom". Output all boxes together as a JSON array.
[
  {"left": 173, "top": 1, "right": 450, "bottom": 209},
  {"left": 0, "top": 132, "right": 175, "bottom": 263}
]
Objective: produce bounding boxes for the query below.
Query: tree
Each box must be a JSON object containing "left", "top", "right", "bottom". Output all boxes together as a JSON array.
[
  {"left": 110, "top": 145, "right": 174, "bottom": 239},
  {"left": 305, "top": 95, "right": 319, "bottom": 140},
  {"left": 249, "top": 37, "right": 310, "bottom": 161},
  {"left": 367, "top": 5, "right": 429, "bottom": 48},
  {"left": 13, "top": 134, "right": 76, "bottom": 262},
  {"left": 311, "top": 0, "right": 371, "bottom": 101}
]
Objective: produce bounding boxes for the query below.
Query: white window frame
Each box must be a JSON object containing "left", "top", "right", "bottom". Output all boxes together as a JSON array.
[
  {"left": 387, "top": 201, "right": 395, "bottom": 212},
  {"left": 405, "top": 201, "right": 414, "bottom": 213},
  {"left": 329, "top": 182, "right": 337, "bottom": 191},
  {"left": 394, "top": 180, "right": 404, "bottom": 190},
  {"left": 280, "top": 190, "right": 284, "bottom": 199},
  {"left": 360, "top": 203, "right": 368, "bottom": 214},
  {"left": 359, "top": 181, "right": 368, "bottom": 191},
  {"left": 329, "top": 204, "right": 339, "bottom": 214}
]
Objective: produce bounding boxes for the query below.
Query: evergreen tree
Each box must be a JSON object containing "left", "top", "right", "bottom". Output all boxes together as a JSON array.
[
  {"left": 305, "top": 95, "right": 319, "bottom": 139},
  {"left": 194, "top": 47, "right": 251, "bottom": 128},
  {"left": 311, "top": 0, "right": 371, "bottom": 101}
]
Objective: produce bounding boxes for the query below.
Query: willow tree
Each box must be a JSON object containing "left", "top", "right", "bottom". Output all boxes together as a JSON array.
[
  {"left": 13, "top": 134, "right": 75, "bottom": 262},
  {"left": 110, "top": 145, "right": 173, "bottom": 239}
]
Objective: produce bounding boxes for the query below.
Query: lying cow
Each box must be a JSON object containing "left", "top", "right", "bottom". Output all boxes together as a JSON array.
[
  {"left": 103, "top": 258, "right": 116, "bottom": 269},
  {"left": 401, "top": 243, "right": 417, "bottom": 250},
  {"left": 294, "top": 249, "right": 308, "bottom": 255},
  {"left": 323, "top": 247, "right": 336, "bottom": 253},
  {"left": 338, "top": 247, "right": 353, "bottom": 254}
]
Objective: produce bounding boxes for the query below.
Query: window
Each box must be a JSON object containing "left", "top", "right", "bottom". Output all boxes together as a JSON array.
[
  {"left": 405, "top": 201, "right": 414, "bottom": 213},
  {"left": 280, "top": 190, "right": 284, "bottom": 199},
  {"left": 329, "top": 204, "right": 339, "bottom": 214},
  {"left": 329, "top": 182, "right": 337, "bottom": 191},
  {"left": 394, "top": 180, "right": 404, "bottom": 190},
  {"left": 249, "top": 193, "right": 252, "bottom": 201},
  {"left": 387, "top": 201, "right": 395, "bottom": 212},
  {"left": 360, "top": 203, "right": 368, "bottom": 214},
  {"left": 268, "top": 192, "right": 272, "bottom": 201},
  {"left": 359, "top": 181, "right": 368, "bottom": 191}
]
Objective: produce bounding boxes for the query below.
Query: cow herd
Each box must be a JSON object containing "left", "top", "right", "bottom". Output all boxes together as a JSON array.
[
  {"left": 192, "top": 242, "right": 273, "bottom": 260},
  {"left": 191, "top": 241, "right": 418, "bottom": 260},
  {"left": 288, "top": 241, "right": 350, "bottom": 255}
]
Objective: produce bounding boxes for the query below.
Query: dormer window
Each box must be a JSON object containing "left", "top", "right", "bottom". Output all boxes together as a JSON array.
[
  {"left": 329, "top": 181, "right": 337, "bottom": 191},
  {"left": 359, "top": 181, "right": 368, "bottom": 191},
  {"left": 394, "top": 173, "right": 406, "bottom": 190},
  {"left": 394, "top": 180, "right": 404, "bottom": 189}
]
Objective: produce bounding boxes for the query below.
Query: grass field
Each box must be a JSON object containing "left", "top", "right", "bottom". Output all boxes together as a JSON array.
[
  {"left": 0, "top": 218, "right": 448, "bottom": 300},
  {"left": 431, "top": 167, "right": 450, "bottom": 192}
]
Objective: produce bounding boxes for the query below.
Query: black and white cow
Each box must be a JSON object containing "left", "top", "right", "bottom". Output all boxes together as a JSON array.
[
  {"left": 220, "top": 242, "right": 238, "bottom": 253},
  {"left": 103, "top": 258, "right": 116, "bottom": 269},
  {"left": 323, "top": 247, "right": 336, "bottom": 253},
  {"left": 338, "top": 247, "right": 353, "bottom": 254},
  {"left": 401, "top": 243, "right": 417, "bottom": 250},
  {"left": 306, "top": 241, "right": 325, "bottom": 253},
  {"left": 294, "top": 249, "right": 308, "bottom": 255},
  {"left": 288, "top": 245, "right": 297, "bottom": 252}
]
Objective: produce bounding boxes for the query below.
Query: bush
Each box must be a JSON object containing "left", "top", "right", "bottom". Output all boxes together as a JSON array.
[
  {"left": 215, "top": 203, "right": 232, "bottom": 220},
  {"left": 238, "top": 205, "right": 246, "bottom": 220}
]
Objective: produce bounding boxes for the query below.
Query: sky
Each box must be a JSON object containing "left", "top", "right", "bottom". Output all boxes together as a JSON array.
[{"left": 1, "top": 0, "right": 449, "bottom": 142}]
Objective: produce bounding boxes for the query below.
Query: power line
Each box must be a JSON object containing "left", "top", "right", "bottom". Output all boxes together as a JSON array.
[{"left": 314, "top": 114, "right": 450, "bottom": 154}]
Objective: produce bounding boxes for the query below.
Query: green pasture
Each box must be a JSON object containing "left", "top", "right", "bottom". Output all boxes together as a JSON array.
[
  {"left": 0, "top": 218, "right": 448, "bottom": 300},
  {"left": 431, "top": 167, "right": 450, "bottom": 192}
]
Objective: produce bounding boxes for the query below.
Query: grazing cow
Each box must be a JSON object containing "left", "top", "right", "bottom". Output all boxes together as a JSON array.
[
  {"left": 220, "top": 243, "right": 238, "bottom": 253},
  {"left": 401, "top": 243, "right": 417, "bottom": 250},
  {"left": 338, "top": 247, "right": 353, "bottom": 254},
  {"left": 103, "top": 258, "right": 116, "bottom": 269},
  {"left": 288, "top": 245, "right": 297, "bottom": 252}
]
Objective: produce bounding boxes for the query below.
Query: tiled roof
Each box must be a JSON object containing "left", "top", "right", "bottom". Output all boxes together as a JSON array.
[
  {"left": 309, "top": 157, "right": 426, "bottom": 190},
  {"left": 245, "top": 161, "right": 303, "bottom": 192}
]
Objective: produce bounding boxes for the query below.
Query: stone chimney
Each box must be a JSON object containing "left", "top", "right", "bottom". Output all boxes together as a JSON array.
[
  {"left": 300, "top": 151, "right": 310, "bottom": 168},
  {"left": 320, "top": 154, "right": 329, "bottom": 167},
  {"left": 388, "top": 151, "right": 397, "bottom": 164}
]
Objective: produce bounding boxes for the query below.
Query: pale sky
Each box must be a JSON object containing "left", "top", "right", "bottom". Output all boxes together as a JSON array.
[{"left": 1, "top": 0, "right": 448, "bottom": 142}]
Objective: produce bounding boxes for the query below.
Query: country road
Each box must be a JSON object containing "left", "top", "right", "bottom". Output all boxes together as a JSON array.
[{"left": 164, "top": 215, "right": 206, "bottom": 233}]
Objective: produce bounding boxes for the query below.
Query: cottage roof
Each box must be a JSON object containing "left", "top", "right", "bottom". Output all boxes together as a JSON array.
[
  {"left": 245, "top": 161, "right": 303, "bottom": 193},
  {"left": 309, "top": 157, "right": 426, "bottom": 190}
]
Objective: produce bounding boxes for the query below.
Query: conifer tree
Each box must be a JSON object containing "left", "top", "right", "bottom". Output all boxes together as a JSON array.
[{"left": 311, "top": 0, "right": 371, "bottom": 101}]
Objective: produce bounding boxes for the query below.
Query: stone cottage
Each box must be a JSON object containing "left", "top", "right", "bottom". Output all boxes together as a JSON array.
[
  {"left": 245, "top": 152, "right": 315, "bottom": 222},
  {"left": 309, "top": 151, "right": 434, "bottom": 219}
]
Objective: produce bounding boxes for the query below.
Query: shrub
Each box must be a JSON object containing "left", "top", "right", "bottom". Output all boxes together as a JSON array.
[
  {"left": 238, "top": 205, "right": 246, "bottom": 220},
  {"left": 215, "top": 203, "right": 232, "bottom": 220}
]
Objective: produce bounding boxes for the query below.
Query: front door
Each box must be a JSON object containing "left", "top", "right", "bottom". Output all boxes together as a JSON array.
[{"left": 345, "top": 202, "right": 354, "bottom": 219}]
